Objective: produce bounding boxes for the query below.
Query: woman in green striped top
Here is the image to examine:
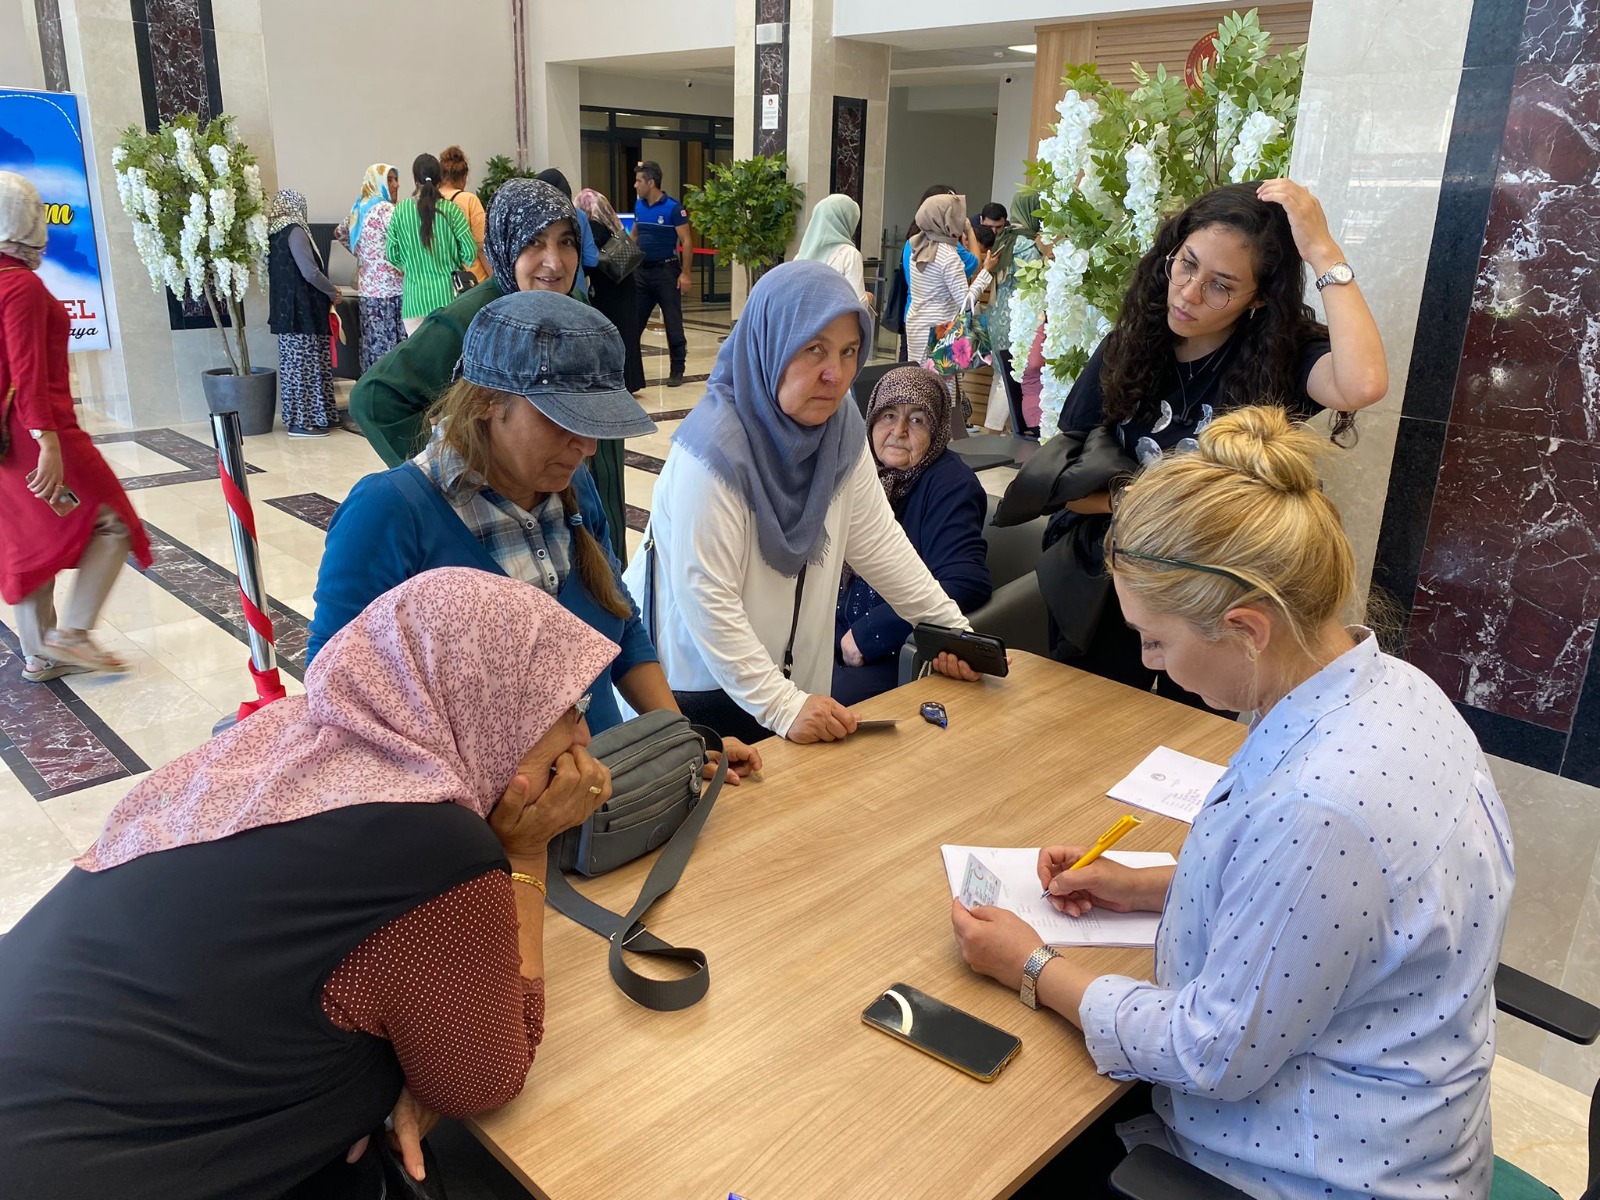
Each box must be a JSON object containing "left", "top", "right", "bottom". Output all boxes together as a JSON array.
[{"left": 386, "top": 152, "right": 477, "bottom": 331}]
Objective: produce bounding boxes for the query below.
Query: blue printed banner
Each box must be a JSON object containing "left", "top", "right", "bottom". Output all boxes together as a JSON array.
[{"left": 0, "top": 88, "right": 111, "bottom": 352}]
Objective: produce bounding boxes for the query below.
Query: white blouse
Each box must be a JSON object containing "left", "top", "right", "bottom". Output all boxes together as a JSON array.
[
  {"left": 623, "top": 445, "right": 967, "bottom": 737},
  {"left": 824, "top": 243, "right": 870, "bottom": 305}
]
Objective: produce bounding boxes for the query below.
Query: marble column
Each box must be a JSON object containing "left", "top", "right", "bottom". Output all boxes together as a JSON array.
[
  {"left": 1332, "top": 0, "right": 1600, "bottom": 1094},
  {"left": 52, "top": 0, "right": 276, "bottom": 428},
  {"left": 733, "top": 0, "right": 891, "bottom": 315}
]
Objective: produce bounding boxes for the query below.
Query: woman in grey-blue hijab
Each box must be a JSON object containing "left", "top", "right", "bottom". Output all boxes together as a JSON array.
[{"left": 626, "top": 260, "right": 979, "bottom": 748}]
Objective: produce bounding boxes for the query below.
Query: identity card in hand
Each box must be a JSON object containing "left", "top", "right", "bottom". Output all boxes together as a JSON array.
[
  {"left": 941, "top": 844, "right": 1177, "bottom": 948},
  {"left": 958, "top": 853, "right": 1003, "bottom": 908}
]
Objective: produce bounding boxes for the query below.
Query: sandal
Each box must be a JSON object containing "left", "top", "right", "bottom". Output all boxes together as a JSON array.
[
  {"left": 41, "top": 630, "right": 126, "bottom": 674},
  {"left": 21, "top": 656, "right": 91, "bottom": 683}
]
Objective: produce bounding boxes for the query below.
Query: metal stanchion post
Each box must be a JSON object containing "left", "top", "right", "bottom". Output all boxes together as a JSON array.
[{"left": 208, "top": 406, "right": 287, "bottom": 735}]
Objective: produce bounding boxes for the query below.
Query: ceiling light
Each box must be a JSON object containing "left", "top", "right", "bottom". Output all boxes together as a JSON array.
[{"left": 1008, "top": 44, "right": 1037, "bottom": 54}]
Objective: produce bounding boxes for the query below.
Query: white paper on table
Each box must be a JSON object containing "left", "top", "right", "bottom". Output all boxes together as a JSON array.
[
  {"left": 940, "top": 845, "right": 1177, "bottom": 948},
  {"left": 1105, "top": 746, "right": 1228, "bottom": 825}
]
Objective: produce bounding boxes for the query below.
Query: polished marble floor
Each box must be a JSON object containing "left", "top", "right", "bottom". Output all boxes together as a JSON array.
[{"left": 0, "top": 312, "right": 1591, "bottom": 1195}]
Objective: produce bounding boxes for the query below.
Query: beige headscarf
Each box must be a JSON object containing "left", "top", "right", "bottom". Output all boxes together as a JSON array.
[
  {"left": 909, "top": 193, "right": 967, "bottom": 266},
  {"left": 0, "top": 171, "right": 48, "bottom": 270}
]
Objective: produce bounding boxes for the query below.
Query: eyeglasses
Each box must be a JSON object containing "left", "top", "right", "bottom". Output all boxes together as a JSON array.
[
  {"left": 572, "top": 693, "right": 592, "bottom": 718},
  {"left": 1164, "top": 253, "right": 1248, "bottom": 311},
  {"left": 1108, "top": 541, "right": 1255, "bottom": 591}
]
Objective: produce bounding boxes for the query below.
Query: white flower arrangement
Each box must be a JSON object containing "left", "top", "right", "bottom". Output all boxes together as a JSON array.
[
  {"left": 1013, "top": 10, "right": 1304, "bottom": 439},
  {"left": 1228, "top": 110, "right": 1285, "bottom": 183},
  {"left": 113, "top": 114, "right": 269, "bottom": 375}
]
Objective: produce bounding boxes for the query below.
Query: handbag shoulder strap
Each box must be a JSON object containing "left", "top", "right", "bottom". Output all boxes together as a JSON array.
[
  {"left": 542, "top": 727, "right": 727, "bottom": 1011},
  {"left": 780, "top": 565, "right": 806, "bottom": 680}
]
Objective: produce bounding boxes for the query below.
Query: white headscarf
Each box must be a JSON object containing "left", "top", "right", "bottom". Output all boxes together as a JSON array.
[{"left": 0, "top": 171, "right": 48, "bottom": 270}]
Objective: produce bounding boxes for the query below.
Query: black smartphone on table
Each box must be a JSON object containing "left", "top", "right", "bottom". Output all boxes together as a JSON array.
[
  {"left": 861, "top": 982, "right": 1021, "bottom": 1081},
  {"left": 912, "top": 624, "right": 1008, "bottom": 677}
]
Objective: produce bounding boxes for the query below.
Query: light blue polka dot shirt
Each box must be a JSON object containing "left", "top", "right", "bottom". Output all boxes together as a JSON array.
[{"left": 1079, "top": 631, "right": 1516, "bottom": 1199}]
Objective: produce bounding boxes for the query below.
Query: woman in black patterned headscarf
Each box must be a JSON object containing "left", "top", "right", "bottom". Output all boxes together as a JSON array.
[
  {"left": 833, "top": 366, "right": 991, "bottom": 704},
  {"left": 349, "top": 179, "right": 631, "bottom": 553}
]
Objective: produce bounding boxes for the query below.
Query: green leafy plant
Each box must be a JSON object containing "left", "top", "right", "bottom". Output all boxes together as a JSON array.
[
  {"left": 478, "top": 154, "right": 538, "bottom": 212},
  {"left": 1011, "top": 8, "right": 1305, "bottom": 435},
  {"left": 112, "top": 114, "right": 268, "bottom": 375},
  {"left": 683, "top": 153, "right": 805, "bottom": 285}
]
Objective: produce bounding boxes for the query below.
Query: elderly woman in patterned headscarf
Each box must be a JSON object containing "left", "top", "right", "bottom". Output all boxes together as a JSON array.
[
  {"left": 332, "top": 163, "right": 405, "bottom": 373},
  {"left": 0, "top": 569, "right": 620, "bottom": 1199},
  {"left": 833, "top": 365, "right": 991, "bottom": 705},
  {"left": 266, "top": 189, "right": 342, "bottom": 436},
  {"left": 348, "top": 179, "right": 629, "bottom": 550}
]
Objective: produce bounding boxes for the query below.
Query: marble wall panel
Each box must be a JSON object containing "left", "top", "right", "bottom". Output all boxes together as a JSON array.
[
  {"left": 1408, "top": 426, "right": 1600, "bottom": 732},
  {"left": 130, "top": 0, "right": 223, "bottom": 130},
  {"left": 35, "top": 0, "right": 70, "bottom": 90},
  {"left": 753, "top": 0, "right": 789, "bottom": 160},
  {"left": 829, "top": 96, "right": 866, "bottom": 211},
  {"left": 1520, "top": 0, "right": 1600, "bottom": 62},
  {"left": 1373, "top": 0, "right": 1600, "bottom": 783}
]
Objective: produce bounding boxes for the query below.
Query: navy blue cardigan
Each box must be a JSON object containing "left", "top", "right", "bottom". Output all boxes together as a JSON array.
[
  {"left": 307, "top": 463, "right": 655, "bottom": 734},
  {"left": 833, "top": 450, "right": 991, "bottom": 705}
]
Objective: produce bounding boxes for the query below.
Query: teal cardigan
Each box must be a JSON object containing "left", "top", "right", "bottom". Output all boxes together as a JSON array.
[{"left": 307, "top": 463, "right": 654, "bottom": 734}]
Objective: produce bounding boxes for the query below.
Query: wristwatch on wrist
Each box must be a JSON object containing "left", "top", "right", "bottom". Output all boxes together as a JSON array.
[
  {"left": 1020, "top": 945, "right": 1062, "bottom": 1010},
  {"left": 1315, "top": 261, "right": 1355, "bottom": 291}
]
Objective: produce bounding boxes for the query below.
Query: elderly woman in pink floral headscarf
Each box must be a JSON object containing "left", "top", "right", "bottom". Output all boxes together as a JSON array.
[{"left": 0, "top": 568, "right": 617, "bottom": 1200}]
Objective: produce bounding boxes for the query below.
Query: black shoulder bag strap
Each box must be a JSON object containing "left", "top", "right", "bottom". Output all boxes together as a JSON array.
[
  {"left": 541, "top": 729, "right": 727, "bottom": 1012},
  {"left": 780, "top": 565, "right": 807, "bottom": 680}
]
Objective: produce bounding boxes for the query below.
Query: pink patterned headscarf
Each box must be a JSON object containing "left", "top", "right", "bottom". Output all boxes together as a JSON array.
[{"left": 78, "top": 568, "right": 619, "bottom": 872}]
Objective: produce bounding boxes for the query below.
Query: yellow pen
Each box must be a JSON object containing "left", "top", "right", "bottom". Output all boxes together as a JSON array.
[{"left": 1042, "top": 814, "right": 1142, "bottom": 897}]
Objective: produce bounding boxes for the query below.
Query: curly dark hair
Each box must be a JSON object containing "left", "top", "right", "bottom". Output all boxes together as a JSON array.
[{"left": 1099, "top": 183, "right": 1353, "bottom": 444}]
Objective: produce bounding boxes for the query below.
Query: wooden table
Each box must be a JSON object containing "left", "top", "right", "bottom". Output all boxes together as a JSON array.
[{"left": 472, "top": 652, "right": 1246, "bottom": 1199}]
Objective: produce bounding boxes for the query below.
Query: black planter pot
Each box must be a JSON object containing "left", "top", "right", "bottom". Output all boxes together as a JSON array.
[{"left": 201, "top": 367, "right": 278, "bottom": 436}]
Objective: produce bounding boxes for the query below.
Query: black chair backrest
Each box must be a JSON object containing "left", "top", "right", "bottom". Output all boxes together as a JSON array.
[
  {"left": 982, "top": 493, "right": 1046, "bottom": 588},
  {"left": 851, "top": 362, "right": 897, "bottom": 416}
]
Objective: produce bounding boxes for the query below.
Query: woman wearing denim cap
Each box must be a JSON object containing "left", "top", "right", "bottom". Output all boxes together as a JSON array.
[
  {"left": 625, "top": 261, "right": 984, "bottom": 746},
  {"left": 310, "top": 289, "right": 762, "bottom": 780},
  {"left": 350, "top": 178, "right": 630, "bottom": 556}
]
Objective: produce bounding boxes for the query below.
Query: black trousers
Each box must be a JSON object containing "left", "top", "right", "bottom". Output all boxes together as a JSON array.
[
  {"left": 1013, "top": 1082, "right": 1154, "bottom": 1199},
  {"left": 673, "top": 688, "right": 775, "bottom": 746},
  {"left": 634, "top": 261, "right": 687, "bottom": 373}
]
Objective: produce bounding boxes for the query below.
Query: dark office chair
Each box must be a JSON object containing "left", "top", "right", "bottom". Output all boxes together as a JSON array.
[
  {"left": 852, "top": 362, "right": 897, "bottom": 416},
  {"left": 1107, "top": 964, "right": 1600, "bottom": 1200},
  {"left": 897, "top": 496, "right": 1049, "bottom": 683}
]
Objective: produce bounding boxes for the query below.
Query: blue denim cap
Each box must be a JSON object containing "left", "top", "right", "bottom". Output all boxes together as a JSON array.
[{"left": 459, "top": 290, "right": 658, "bottom": 439}]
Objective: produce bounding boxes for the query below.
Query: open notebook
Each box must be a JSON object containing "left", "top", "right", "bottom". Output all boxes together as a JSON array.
[{"left": 940, "top": 845, "right": 1177, "bottom": 948}]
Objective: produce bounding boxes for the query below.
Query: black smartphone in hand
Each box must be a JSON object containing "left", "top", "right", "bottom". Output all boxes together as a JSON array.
[
  {"left": 913, "top": 624, "right": 1009, "bottom": 677},
  {"left": 862, "top": 982, "right": 1021, "bottom": 1081}
]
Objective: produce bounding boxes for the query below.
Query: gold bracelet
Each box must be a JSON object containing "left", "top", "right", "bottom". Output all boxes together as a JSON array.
[{"left": 510, "top": 871, "right": 547, "bottom": 897}]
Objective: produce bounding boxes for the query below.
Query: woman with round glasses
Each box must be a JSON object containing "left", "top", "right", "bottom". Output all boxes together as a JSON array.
[{"left": 1035, "top": 179, "right": 1386, "bottom": 705}]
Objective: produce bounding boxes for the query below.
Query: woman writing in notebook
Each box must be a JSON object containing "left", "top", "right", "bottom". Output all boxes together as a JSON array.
[{"left": 951, "top": 407, "right": 1513, "bottom": 1200}]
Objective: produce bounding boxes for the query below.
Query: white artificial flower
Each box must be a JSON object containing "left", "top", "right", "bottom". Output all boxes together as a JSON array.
[
  {"left": 180, "top": 193, "right": 208, "bottom": 299},
  {"left": 207, "top": 143, "right": 230, "bottom": 179},
  {"left": 1216, "top": 95, "right": 1243, "bottom": 153},
  {"left": 1078, "top": 161, "right": 1116, "bottom": 221},
  {"left": 1229, "top": 111, "right": 1283, "bottom": 183},
  {"left": 173, "top": 126, "right": 208, "bottom": 188},
  {"left": 111, "top": 146, "right": 127, "bottom": 168},
  {"left": 1124, "top": 141, "right": 1162, "bottom": 248},
  {"left": 209, "top": 185, "right": 236, "bottom": 252},
  {"left": 242, "top": 164, "right": 262, "bottom": 207},
  {"left": 1007, "top": 286, "right": 1044, "bottom": 382}
]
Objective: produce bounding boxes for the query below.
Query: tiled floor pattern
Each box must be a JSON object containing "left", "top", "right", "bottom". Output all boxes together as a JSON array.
[{"left": 0, "top": 311, "right": 1589, "bottom": 1193}]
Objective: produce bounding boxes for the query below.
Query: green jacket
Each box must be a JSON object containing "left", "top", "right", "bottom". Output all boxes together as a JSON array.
[{"left": 349, "top": 278, "right": 631, "bottom": 563}]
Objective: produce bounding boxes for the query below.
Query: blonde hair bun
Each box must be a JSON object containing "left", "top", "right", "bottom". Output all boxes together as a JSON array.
[{"left": 1197, "top": 405, "right": 1323, "bottom": 496}]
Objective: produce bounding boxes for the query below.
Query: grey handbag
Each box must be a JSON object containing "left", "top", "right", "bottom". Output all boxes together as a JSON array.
[{"left": 544, "top": 709, "right": 727, "bottom": 1011}]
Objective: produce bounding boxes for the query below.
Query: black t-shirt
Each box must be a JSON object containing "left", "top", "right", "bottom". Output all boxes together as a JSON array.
[
  {"left": 0, "top": 802, "right": 508, "bottom": 1200},
  {"left": 1058, "top": 331, "right": 1331, "bottom": 464}
]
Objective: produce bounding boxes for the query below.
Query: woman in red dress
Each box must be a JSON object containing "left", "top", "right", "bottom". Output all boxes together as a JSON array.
[{"left": 0, "top": 171, "right": 150, "bottom": 682}]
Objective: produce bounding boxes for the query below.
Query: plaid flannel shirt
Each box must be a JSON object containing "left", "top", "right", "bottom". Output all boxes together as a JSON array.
[{"left": 414, "top": 424, "right": 574, "bottom": 597}]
